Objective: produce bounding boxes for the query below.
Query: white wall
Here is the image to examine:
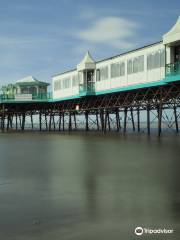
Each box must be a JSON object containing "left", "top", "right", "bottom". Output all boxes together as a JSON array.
[
  {"left": 52, "top": 70, "right": 79, "bottom": 100},
  {"left": 95, "top": 42, "right": 165, "bottom": 93},
  {"left": 52, "top": 42, "right": 166, "bottom": 100}
]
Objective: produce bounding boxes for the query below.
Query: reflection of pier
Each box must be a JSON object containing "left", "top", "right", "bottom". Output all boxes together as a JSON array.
[{"left": 0, "top": 81, "right": 180, "bottom": 136}]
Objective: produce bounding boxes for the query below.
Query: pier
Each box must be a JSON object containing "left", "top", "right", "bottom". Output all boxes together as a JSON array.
[
  {"left": 1, "top": 17, "right": 180, "bottom": 136},
  {"left": 0, "top": 80, "right": 180, "bottom": 136}
]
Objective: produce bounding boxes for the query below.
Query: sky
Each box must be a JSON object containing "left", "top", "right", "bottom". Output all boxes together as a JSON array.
[{"left": 0, "top": 0, "right": 179, "bottom": 87}]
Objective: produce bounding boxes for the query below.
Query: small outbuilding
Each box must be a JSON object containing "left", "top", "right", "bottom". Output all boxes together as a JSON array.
[
  {"left": 15, "top": 76, "right": 49, "bottom": 95},
  {"left": 1, "top": 76, "right": 50, "bottom": 101}
]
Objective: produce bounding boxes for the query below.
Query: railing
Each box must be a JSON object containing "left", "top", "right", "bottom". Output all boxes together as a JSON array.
[
  {"left": 0, "top": 92, "right": 52, "bottom": 103},
  {"left": 32, "top": 92, "right": 52, "bottom": 100},
  {"left": 0, "top": 94, "right": 15, "bottom": 102},
  {"left": 79, "top": 82, "right": 95, "bottom": 96},
  {"left": 166, "top": 62, "right": 180, "bottom": 76}
]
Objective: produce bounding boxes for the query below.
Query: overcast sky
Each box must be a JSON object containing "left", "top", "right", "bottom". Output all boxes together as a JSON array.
[{"left": 0, "top": 0, "right": 179, "bottom": 86}]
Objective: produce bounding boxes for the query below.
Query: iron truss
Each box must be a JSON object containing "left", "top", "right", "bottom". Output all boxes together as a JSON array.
[{"left": 0, "top": 82, "right": 180, "bottom": 136}]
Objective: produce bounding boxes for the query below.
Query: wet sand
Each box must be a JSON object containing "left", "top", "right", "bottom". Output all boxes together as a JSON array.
[{"left": 0, "top": 132, "right": 180, "bottom": 239}]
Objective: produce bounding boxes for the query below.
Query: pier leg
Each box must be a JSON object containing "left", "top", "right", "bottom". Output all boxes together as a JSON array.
[
  {"left": 31, "top": 113, "right": 33, "bottom": 130},
  {"left": 19, "top": 115, "right": 22, "bottom": 129},
  {"left": 115, "top": 109, "right": 120, "bottom": 132},
  {"left": 147, "top": 105, "right": 150, "bottom": 135},
  {"left": 85, "top": 111, "right": 89, "bottom": 131},
  {"left": 39, "top": 111, "right": 42, "bottom": 131},
  {"left": 10, "top": 115, "right": 13, "bottom": 129},
  {"left": 15, "top": 113, "right": 18, "bottom": 130},
  {"left": 100, "top": 109, "right": 104, "bottom": 133},
  {"left": 124, "top": 107, "right": 127, "bottom": 134},
  {"left": 2, "top": 115, "right": 5, "bottom": 132},
  {"left": 52, "top": 115, "right": 56, "bottom": 131},
  {"left": 62, "top": 112, "right": 65, "bottom": 131},
  {"left": 137, "top": 107, "right": 140, "bottom": 132},
  {"left": 7, "top": 114, "right": 10, "bottom": 131},
  {"left": 174, "top": 106, "right": 179, "bottom": 133},
  {"left": 107, "top": 111, "right": 111, "bottom": 131},
  {"left": 45, "top": 114, "right": 48, "bottom": 131},
  {"left": 96, "top": 111, "right": 100, "bottom": 131},
  {"left": 21, "top": 113, "right": 26, "bottom": 131},
  {"left": 73, "top": 112, "right": 77, "bottom": 130},
  {"left": 157, "top": 104, "right": 162, "bottom": 137},
  {"left": 104, "top": 110, "right": 108, "bottom": 133},
  {"left": 130, "top": 108, "right": 135, "bottom": 131},
  {"left": 59, "top": 113, "right": 61, "bottom": 131},
  {"left": 119, "top": 112, "right": 121, "bottom": 130},
  {"left": 49, "top": 112, "right": 52, "bottom": 131},
  {"left": 69, "top": 112, "right": 72, "bottom": 131}
]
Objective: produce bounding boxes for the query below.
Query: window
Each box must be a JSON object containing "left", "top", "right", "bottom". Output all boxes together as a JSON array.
[
  {"left": 97, "top": 66, "right": 109, "bottom": 81},
  {"left": 120, "top": 62, "right": 125, "bottom": 76},
  {"left": 154, "top": 51, "right": 160, "bottom": 68},
  {"left": 127, "top": 60, "right": 133, "bottom": 74},
  {"left": 147, "top": 49, "right": 165, "bottom": 70},
  {"left": 72, "top": 74, "right": 79, "bottom": 87},
  {"left": 133, "top": 58, "right": 139, "bottom": 73},
  {"left": 128, "top": 56, "right": 144, "bottom": 75},
  {"left": 138, "top": 55, "right": 144, "bottom": 72},
  {"left": 111, "top": 63, "right": 120, "bottom": 78},
  {"left": 111, "top": 62, "right": 125, "bottom": 78},
  {"left": 54, "top": 77, "right": 71, "bottom": 90},
  {"left": 160, "top": 50, "right": 165, "bottom": 67},
  {"left": 62, "top": 77, "right": 71, "bottom": 89},
  {"left": 54, "top": 80, "right": 57, "bottom": 91},
  {"left": 54, "top": 80, "right": 61, "bottom": 91},
  {"left": 96, "top": 69, "right": 100, "bottom": 81}
]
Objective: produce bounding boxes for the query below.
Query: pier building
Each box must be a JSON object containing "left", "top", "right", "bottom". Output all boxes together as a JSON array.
[{"left": 52, "top": 17, "right": 180, "bottom": 102}]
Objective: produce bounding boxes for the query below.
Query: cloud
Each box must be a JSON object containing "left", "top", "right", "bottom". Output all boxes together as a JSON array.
[{"left": 75, "top": 17, "right": 140, "bottom": 49}]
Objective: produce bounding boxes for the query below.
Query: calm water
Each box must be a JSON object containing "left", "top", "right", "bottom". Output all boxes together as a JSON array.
[{"left": 0, "top": 132, "right": 180, "bottom": 239}]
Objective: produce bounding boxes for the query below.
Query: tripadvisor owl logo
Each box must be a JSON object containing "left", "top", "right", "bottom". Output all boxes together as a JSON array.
[
  {"left": 135, "top": 227, "right": 143, "bottom": 236},
  {"left": 134, "top": 226, "right": 174, "bottom": 236}
]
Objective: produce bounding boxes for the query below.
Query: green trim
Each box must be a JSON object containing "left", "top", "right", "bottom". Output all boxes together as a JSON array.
[
  {"left": 49, "top": 94, "right": 80, "bottom": 102},
  {"left": 0, "top": 100, "right": 49, "bottom": 104},
  {"left": 95, "top": 80, "right": 167, "bottom": 96},
  {"left": 79, "top": 91, "right": 95, "bottom": 97},
  {"left": 164, "top": 75, "right": 180, "bottom": 83}
]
